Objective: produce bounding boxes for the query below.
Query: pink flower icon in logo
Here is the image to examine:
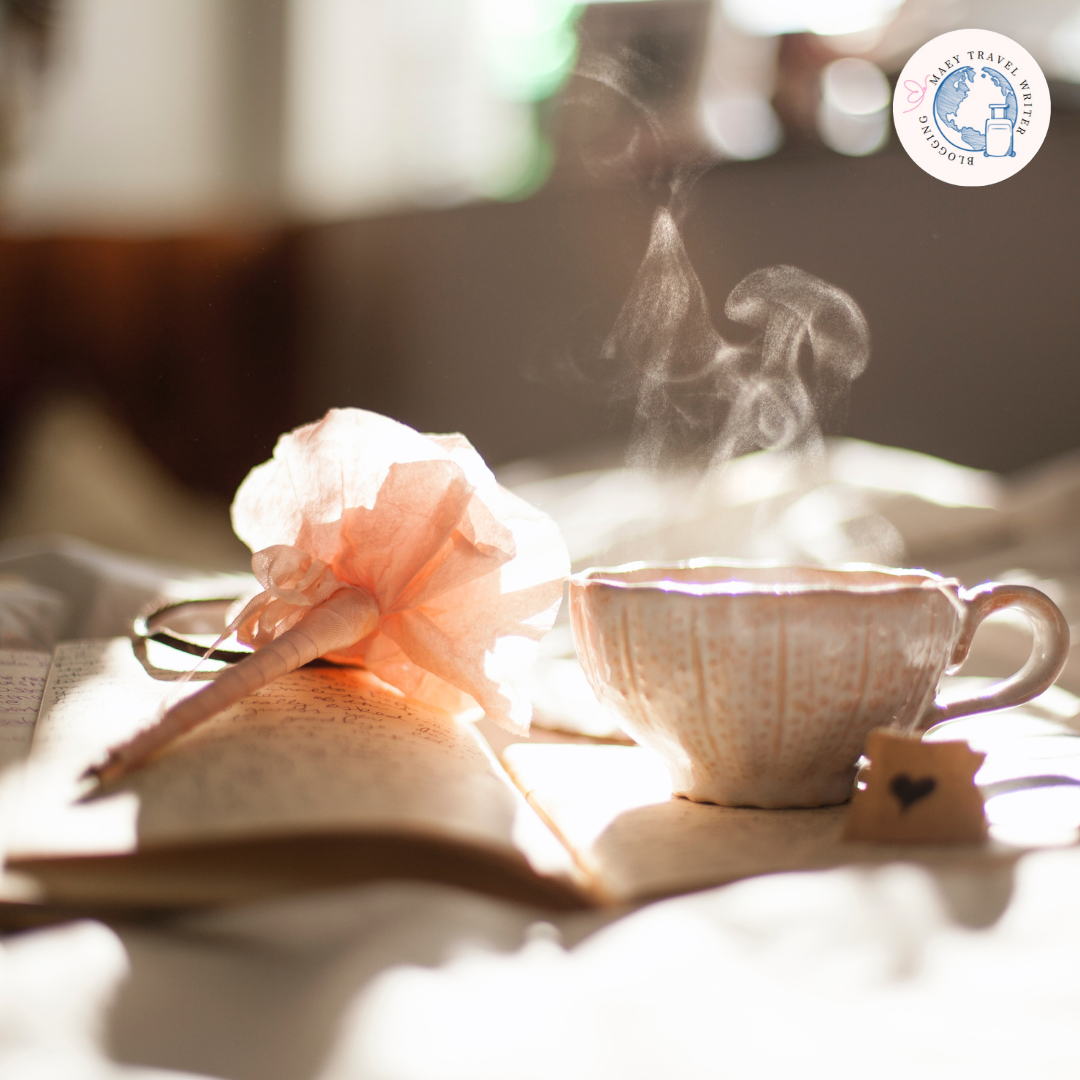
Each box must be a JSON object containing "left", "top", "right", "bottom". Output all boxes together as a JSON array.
[{"left": 902, "top": 76, "right": 929, "bottom": 113}]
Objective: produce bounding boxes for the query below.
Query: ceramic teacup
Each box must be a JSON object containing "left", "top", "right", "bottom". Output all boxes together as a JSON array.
[{"left": 570, "top": 561, "right": 1070, "bottom": 808}]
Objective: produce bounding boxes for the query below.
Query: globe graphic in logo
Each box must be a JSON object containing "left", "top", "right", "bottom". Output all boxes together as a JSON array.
[{"left": 933, "top": 66, "right": 1017, "bottom": 155}]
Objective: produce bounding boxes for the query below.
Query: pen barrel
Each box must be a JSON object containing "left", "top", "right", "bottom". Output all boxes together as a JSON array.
[{"left": 98, "top": 586, "right": 378, "bottom": 781}]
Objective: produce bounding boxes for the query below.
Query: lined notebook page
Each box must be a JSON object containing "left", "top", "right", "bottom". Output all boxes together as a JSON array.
[
  {"left": 9, "top": 639, "right": 532, "bottom": 862},
  {"left": 0, "top": 650, "right": 50, "bottom": 770},
  {"left": 0, "top": 649, "right": 51, "bottom": 856}
]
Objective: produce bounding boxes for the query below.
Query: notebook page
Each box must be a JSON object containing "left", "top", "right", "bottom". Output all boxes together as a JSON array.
[
  {"left": 0, "top": 650, "right": 50, "bottom": 771},
  {"left": 502, "top": 744, "right": 1027, "bottom": 904},
  {"left": 0, "top": 649, "right": 52, "bottom": 860},
  {"left": 9, "top": 639, "right": 529, "bottom": 861}
]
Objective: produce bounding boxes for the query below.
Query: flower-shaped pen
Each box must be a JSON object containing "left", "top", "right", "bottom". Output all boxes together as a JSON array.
[{"left": 88, "top": 409, "right": 570, "bottom": 784}]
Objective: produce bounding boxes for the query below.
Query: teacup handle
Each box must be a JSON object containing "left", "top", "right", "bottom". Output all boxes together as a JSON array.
[{"left": 917, "top": 582, "right": 1070, "bottom": 730}]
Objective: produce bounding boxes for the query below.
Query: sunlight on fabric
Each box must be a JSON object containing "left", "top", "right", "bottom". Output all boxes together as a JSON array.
[
  {"left": 987, "top": 788, "right": 1080, "bottom": 848},
  {"left": 320, "top": 856, "right": 1080, "bottom": 1079}
]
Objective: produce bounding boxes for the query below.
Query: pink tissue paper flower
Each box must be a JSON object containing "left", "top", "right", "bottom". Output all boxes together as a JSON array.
[{"left": 229, "top": 408, "right": 570, "bottom": 733}]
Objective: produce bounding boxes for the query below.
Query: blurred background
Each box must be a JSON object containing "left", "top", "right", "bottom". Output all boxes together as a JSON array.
[{"left": 1, "top": 0, "right": 1079, "bottom": 570}]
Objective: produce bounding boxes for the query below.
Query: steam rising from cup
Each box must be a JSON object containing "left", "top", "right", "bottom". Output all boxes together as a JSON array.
[
  {"left": 603, "top": 205, "right": 869, "bottom": 471},
  {"left": 566, "top": 37, "right": 871, "bottom": 476}
]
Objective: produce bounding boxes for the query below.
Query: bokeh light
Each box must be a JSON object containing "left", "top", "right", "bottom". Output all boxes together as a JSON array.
[
  {"left": 481, "top": 0, "right": 581, "bottom": 103},
  {"left": 700, "top": 92, "right": 784, "bottom": 160},
  {"left": 817, "top": 57, "right": 891, "bottom": 156},
  {"left": 723, "top": 0, "right": 903, "bottom": 38},
  {"left": 1050, "top": 4, "right": 1080, "bottom": 81}
]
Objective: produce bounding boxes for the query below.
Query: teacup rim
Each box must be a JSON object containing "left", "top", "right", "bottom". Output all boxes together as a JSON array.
[{"left": 570, "top": 558, "right": 960, "bottom": 597}]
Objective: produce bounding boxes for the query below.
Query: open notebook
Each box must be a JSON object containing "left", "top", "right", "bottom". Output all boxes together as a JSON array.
[{"left": 2, "top": 642, "right": 1078, "bottom": 921}]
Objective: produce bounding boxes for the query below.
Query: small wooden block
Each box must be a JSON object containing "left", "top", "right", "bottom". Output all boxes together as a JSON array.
[{"left": 843, "top": 727, "right": 988, "bottom": 844}]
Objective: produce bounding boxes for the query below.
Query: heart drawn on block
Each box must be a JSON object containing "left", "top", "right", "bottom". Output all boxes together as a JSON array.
[{"left": 889, "top": 773, "right": 936, "bottom": 812}]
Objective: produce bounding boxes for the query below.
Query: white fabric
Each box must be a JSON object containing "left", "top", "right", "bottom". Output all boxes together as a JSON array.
[{"left": 4, "top": 852, "right": 1080, "bottom": 1079}]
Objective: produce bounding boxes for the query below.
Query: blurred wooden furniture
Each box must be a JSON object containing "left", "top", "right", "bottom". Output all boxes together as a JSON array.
[{"left": 0, "top": 232, "right": 302, "bottom": 501}]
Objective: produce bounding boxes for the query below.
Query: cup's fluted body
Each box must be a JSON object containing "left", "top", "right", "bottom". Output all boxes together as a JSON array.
[{"left": 570, "top": 563, "right": 966, "bottom": 808}]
